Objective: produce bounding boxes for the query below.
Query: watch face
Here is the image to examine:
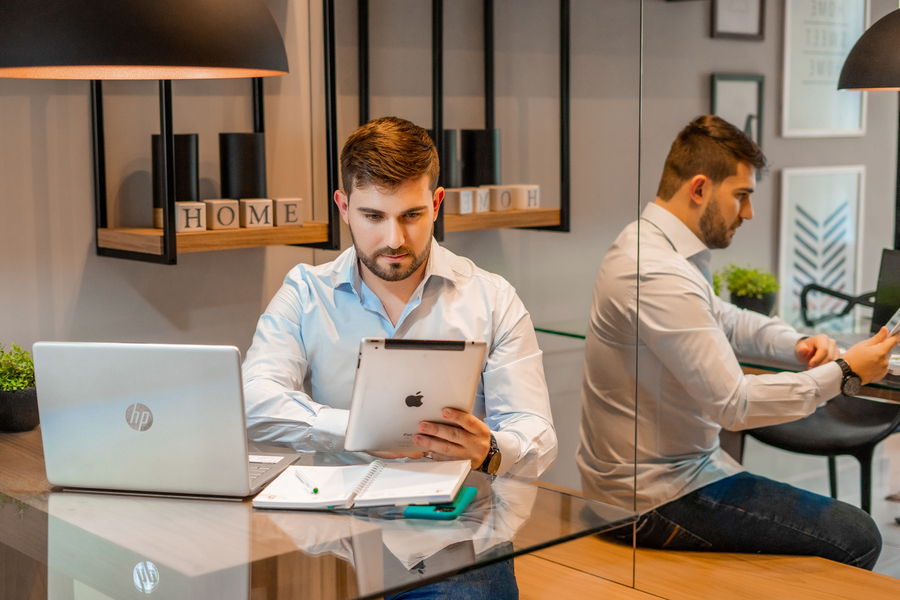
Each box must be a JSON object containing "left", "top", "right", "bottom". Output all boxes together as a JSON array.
[
  {"left": 486, "top": 452, "right": 502, "bottom": 475},
  {"left": 844, "top": 377, "right": 862, "bottom": 396}
]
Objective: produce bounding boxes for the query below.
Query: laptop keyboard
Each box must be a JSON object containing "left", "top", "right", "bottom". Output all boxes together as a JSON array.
[{"left": 249, "top": 463, "right": 271, "bottom": 482}]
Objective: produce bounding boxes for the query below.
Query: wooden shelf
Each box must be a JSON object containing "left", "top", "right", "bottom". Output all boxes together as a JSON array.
[
  {"left": 97, "top": 221, "right": 330, "bottom": 255},
  {"left": 444, "top": 208, "right": 561, "bottom": 233}
]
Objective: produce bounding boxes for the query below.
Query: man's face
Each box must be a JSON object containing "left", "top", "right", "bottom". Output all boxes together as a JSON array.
[
  {"left": 699, "top": 162, "right": 756, "bottom": 249},
  {"left": 338, "top": 175, "right": 442, "bottom": 283}
]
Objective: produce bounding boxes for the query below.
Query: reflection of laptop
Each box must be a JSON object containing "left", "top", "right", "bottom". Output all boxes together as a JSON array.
[
  {"left": 344, "top": 339, "right": 486, "bottom": 452},
  {"left": 833, "top": 249, "right": 900, "bottom": 349},
  {"left": 48, "top": 493, "right": 252, "bottom": 599},
  {"left": 33, "top": 342, "right": 298, "bottom": 498}
]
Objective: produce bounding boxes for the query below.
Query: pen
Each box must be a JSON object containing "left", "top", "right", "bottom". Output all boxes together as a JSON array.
[{"left": 295, "top": 470, "right": 319, "bottom": 494}]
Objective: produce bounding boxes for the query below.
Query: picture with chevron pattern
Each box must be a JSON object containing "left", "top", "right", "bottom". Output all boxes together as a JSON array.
[{"left": 778, "top": 166, "right": 864, "bottom": 331}]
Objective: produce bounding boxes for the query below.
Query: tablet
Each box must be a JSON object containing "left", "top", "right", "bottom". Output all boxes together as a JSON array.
[
  {"left": 343, "top": 338, "right": 487, "bottom": 452},
  {"left": 887, "top": 305, "right": 900, "bottom": 336}
]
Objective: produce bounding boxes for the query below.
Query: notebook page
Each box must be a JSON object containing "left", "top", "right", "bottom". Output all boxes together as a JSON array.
[
  {"left": 253, "top": 465, "right": 372, "bottom": 509},
  {"left": 356, "top": 460, "right": 470, "bottom": 506}
]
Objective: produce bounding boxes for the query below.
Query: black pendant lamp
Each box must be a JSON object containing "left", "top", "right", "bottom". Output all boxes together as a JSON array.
[
  {"left": 838, "top": 8, "right": 900, "bottom": 91},
  {"left": 839, "top": 7, "right": 900, "bottom": 249},
  {"left": 0, "top": 0, "right": 288, "bottom": 80}
]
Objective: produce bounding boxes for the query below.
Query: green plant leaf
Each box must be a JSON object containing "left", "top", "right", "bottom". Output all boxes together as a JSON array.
[
  {"left": 721, "top": 263, "right": 780, "bottom": 300},
  {"left": 0, "top": 343, "right": 36, "bottom": 392}
]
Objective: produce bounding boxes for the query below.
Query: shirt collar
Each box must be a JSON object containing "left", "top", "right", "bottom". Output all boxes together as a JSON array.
[
  {"left": 329, "top": 238, "right": 458, "bottom": 295},
  {"left": 641, "top": 202, "right": 709, "bottom": 261}
]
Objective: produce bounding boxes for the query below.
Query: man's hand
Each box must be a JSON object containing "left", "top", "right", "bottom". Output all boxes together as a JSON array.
[
  {"left": 794, "top": 334, "right": 839, "bottom": 368},
  {"left": 414, "top": 408, "right": 492, "bottom": 470},
  {"left": 842, "top": 327, "right": 900, "bottom": 384}
]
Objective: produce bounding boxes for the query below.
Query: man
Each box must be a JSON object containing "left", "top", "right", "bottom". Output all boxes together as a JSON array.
[
  {"left": 242, "top": 116, "right": 557, "bottom": 598},
  {"left": 577, "top": 115, "right": 897, "bottom": 570}
]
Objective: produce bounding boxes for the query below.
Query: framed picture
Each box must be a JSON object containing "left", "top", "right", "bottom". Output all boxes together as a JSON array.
[
  {"left": 712, "top": 0, "right": 765, "bottom": 40},
  {"left": 782, "top": 0, "right": 868, "bottom": 137},
  {"left": 711, "top": 74, "right": 764, "bottom": 148},
  {"left": 778, "top": 166, "right": 865, "bottom": 330}
]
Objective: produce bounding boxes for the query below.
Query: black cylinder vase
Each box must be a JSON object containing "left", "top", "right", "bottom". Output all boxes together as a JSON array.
[
  {"left": 219, "top": 132, "right": 267, "bottom": 199},
  {"left": 152, "top": 133, "right": 199, "bottom": 228}
]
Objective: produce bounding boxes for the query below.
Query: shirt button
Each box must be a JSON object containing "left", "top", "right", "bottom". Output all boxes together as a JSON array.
[{"left": 326, "top": 442, "right": 334, "bottom": 449}]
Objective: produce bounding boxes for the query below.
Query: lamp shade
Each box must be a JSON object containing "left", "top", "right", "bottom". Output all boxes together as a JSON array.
[
  {"left": 0, "top": 0, "right": 288, "bottom": 80},
  {"left": 838, "top": 8, "right": 900, "bottom": 91}
]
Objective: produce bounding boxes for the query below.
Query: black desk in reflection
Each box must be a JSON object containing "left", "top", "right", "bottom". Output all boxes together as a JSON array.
[{"left": 0, "top": 428, "right": 635, "bottom": 600}]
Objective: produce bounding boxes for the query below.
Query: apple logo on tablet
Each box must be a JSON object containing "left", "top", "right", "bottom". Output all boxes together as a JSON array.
[{"left": 405, "top": 391, "right": 423, "bottom": 407}]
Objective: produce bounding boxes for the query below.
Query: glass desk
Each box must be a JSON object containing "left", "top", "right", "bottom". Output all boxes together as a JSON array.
[
  {"left": 0, "top": 428, "right": 636, "bottom": 600},
  {"left": 535, "top": 319, "right": 900, "bottom": 403}
]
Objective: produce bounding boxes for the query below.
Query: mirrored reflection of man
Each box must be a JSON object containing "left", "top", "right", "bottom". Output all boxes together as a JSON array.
[
  {"left": 242, "top": 116, "right": 557, "bottom": 599},
  {"left": 578, "top": 115, "right": 897, "bottom": 569}
]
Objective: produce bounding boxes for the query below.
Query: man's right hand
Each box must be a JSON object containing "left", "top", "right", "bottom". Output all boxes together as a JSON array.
[{"left": 842, "top": 327, "right": 900, "bottom": 384}]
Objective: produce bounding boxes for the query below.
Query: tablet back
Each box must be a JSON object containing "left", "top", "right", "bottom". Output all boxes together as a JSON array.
[{"left": 343, "top": 339, "right": 486, "bottom": 452}]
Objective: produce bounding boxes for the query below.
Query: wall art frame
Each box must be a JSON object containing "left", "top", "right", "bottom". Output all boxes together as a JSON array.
[
  {"left": 711, "top": 73, "right": 764, "bottom": 148},
  {"left": 782, "top": 0, "right": 869, "bottom": 137},
  {"left": 712, "top": 0, "right": 765, "bottom": 40},
  {"left": 778, "top": 166, "right": 865, "bottom": 330}
]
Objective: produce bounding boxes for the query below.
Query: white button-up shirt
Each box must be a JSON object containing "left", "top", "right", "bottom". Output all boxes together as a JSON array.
[
  {"left": 577, "top": 202, "right": 842, "bottom": 513},
  {"left": 243, "top": 239, "right": 557, "bottom": 479}
]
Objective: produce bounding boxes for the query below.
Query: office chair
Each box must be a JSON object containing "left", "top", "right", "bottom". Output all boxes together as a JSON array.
[{"left": 743, "top": 283, "right": 900, "bottom": 514}]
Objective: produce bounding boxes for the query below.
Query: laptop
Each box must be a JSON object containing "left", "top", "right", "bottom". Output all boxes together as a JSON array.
[
  {"left": 33, "top": 342, "right": 298, "bottom": 498},
  {"left": 343, "top": 338, "right": 487, "bottom": 452},
  {"left": 832, "top": 249, "right": 900, "bottom": 349}
]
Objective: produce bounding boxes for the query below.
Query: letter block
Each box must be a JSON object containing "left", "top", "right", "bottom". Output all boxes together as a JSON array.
[
  {"left": 474, "top": 187, "right": 491, "bottom": 213},
  {"left": 203, "top": 199, "right": 240, "bottom": 230},
  {"left": 512, "top": 184, "right": 540, "bottom": 209},
  {"left": 442, "top": 188, "right": 473, "bottom": 215},
  {"left": 239, "top": 198, "right": 274, "bottom": 228},
  {"left": 175, "top": 201, "right": 207, "bottom": 232},
  {"left": 273, "top": 198, "right": 304, "bottom": 227},
  {"left": 487, "top": 185, "right": 514, "bottom": 212}
]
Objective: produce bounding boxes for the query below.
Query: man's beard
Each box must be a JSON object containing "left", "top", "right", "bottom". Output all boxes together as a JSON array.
[
  {"left": 350, "top": 226, "right": 432, "bottom": 282},
  {"left": 700, "top": 199, "right": 738, "bottom": 249}
]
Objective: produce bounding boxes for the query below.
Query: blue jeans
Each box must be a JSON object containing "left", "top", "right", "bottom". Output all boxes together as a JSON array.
[
  {"left": 609, "top": 472, "right": 881, "bottom": 570},
  {"left": 385, "top": 559, "right": 517, "bottom": 600}
]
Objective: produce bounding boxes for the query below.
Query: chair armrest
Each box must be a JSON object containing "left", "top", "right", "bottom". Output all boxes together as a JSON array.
[{"left": 799, "top": 284, "right": 876, "bottom": 327}]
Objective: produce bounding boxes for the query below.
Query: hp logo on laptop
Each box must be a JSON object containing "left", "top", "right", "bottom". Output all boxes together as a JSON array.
[
  {"left": 133, "top": 560, "right": 160, "bottom": 594},
  {"left": 125, "top": 403, "right": 154, "bottom": 432}
]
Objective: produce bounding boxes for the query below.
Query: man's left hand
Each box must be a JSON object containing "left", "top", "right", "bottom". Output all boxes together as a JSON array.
[
  {"left": 794, "top": 334, "right": 839, "bottom": 368},
  {"left": 415, "top": 408, "right": 492, "bottom": 470}
]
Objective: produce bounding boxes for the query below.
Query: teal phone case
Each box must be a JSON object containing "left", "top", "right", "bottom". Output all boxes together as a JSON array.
[{"left": 403, "top": 486, "right": 477, "bottom": 520}]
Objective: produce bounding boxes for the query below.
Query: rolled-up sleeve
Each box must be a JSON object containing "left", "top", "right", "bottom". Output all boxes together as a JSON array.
[
  {"left": 484, "top": 286, "right": 558, "bottom": 480},
  {"left": 242, "top": 282, "right": 350, "bottom": 452},
  {"left": 638, "top": 270, "right": 842, "bottom": 431}
]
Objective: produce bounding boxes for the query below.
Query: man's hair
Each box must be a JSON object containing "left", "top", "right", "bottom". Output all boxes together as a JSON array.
[
  {"left": 656, "top": 115, "right": 767, "bottom": 200},
  {"left": 340, "top": 116, "right": 440, "bottom": 196}
]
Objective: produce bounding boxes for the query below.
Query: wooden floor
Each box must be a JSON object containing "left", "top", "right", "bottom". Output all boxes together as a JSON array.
[
  {"left": 517, "top": 533, "right": 900, "bottom": 600},
  {"left": 519, "top": 480, "right": 900, "bottom": 599}
]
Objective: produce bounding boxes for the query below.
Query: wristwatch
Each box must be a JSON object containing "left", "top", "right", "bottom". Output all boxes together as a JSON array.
[
  {"left": 835, "top": 358, "right": 862, "bottom": 396},
  {"left": 478, "top": 434, "right": 502, "bottom": 475}
]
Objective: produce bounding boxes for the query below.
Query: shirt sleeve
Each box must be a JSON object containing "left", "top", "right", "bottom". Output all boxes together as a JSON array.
[
  {"left": 715, "top": 295, "right": 805, "bottom": 363},
  {"left": 484, "top": 285, "right": 558, "bottom": 480},
  {"left": 638, "top": 269, "right": 842, "bottom": 431},
  {"left": 242, "top": 278, "right": 350, "bottom": 453}
]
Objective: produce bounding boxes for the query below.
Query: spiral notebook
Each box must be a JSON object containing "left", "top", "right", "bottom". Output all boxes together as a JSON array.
[{"left": 252, "top": 460, "right": 471, "bottom": 510}]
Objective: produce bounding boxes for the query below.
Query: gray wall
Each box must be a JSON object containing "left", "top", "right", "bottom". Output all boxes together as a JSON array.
[{"left": 1, "top": 0, "right": 896, "bottom": 493}]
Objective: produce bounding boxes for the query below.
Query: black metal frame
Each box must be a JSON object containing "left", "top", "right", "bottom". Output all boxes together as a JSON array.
[
  {"left": 799, "top": 283, "right": 876, "bottom": 328},
  {"left": 93, "top": 42, "right": 344, "bottom": 263},
  {"left": 349, "top": 0, "right": 571, "bottom": 240}
]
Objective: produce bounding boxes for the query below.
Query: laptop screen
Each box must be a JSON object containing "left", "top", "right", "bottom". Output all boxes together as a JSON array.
[{"left": 871, "top": 249, "right": 900, "bottom": 332}]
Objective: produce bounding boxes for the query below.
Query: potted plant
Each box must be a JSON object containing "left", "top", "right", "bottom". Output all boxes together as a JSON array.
[
  {"left": 717, "top": 263, "right": 780, "bottom": 316},
  {"left": 0, "top": 344, "right": 40, "bottom": 432}
]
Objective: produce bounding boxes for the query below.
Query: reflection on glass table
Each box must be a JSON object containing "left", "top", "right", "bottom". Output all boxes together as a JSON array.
[
  {"left": 0, "top": 429, "right": 637, "bottom": 600},
  {"left": 534, "top": 319, "right": 900, "bottom": 401}
]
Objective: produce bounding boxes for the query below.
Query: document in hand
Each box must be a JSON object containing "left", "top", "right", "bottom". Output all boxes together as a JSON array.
[{"left": 252, "top": 459, "right": 471, "bottom": 510}]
